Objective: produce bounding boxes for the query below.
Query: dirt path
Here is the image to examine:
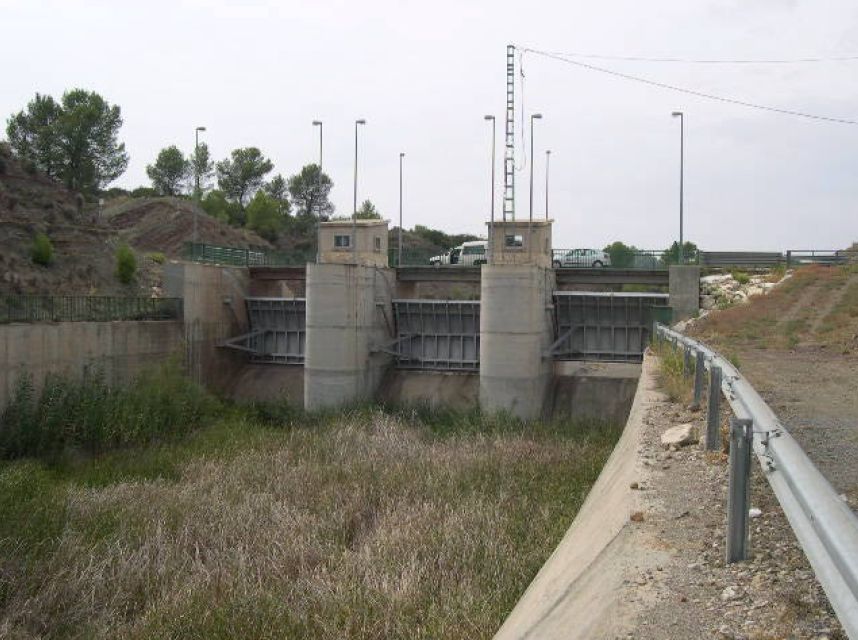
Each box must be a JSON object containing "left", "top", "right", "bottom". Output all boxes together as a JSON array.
[{"left": 736, "top": 348, "right": 858, "bottom": 505}]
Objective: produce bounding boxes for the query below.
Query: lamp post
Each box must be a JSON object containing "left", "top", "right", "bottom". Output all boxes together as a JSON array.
[
  {"left": 353, "top": 119, "right": 366, "bottom": 257},
  {"left": 312, "top": 120, "right": 323, "bottom": 262},
  {"left": 484, "top": 115, "right": 496, "bottom": 263},
  {"left": 193, "top": 126, "right": 206, "bottom": 244},
  {"left": 398, "top": 152, "right": 405, "bottom": 266},
  {"left": 545, "top": 149, "right": 551, "bottom": 220},
  {"left": 529, "top": 113, "right": 543, "bottom": 259},
  {"left": 671, "top": 111, "right": 685, "bottom": 265}
]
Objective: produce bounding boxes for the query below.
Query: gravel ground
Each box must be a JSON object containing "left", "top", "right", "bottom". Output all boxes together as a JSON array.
[{"left": 619, "top": 381, "right": 844, "bottom": 639}]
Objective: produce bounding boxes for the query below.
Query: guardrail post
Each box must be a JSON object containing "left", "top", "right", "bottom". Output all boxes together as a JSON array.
[
  {"left": 726, "top": 416, "right": 753, "bottom": 563},
  {"left": 706, "top": 365, "right": 722, "bottom": 451},
  {"left": 786, "top": 250, "right": 791, "bottom": 270},
  {"left": 692, "top": 350, "right": 705, "bottom": 409},
  {"left": 683, "top": 345, "right": 693, "bottom": 377}
]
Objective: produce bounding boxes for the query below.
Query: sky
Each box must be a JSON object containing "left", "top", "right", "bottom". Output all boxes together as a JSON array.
[{"left": 2, "top": 0, "right": 858, "bottom": 250}]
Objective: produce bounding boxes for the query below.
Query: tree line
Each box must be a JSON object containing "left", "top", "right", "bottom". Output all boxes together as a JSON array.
[{"left": 4, "top": 89, "right": 382, "bottom": 243}]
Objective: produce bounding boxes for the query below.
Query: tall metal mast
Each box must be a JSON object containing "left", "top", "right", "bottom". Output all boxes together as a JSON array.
[{"left": 502, "top": 44, "right": 516, "bottom": 222}]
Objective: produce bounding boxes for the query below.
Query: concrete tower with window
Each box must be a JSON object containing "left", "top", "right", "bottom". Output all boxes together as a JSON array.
[{"left": 304, "top": 219, "right": 394, "bottom": 409}]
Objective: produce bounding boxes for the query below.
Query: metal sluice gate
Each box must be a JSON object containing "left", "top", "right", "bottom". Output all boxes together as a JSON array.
[
  {"left": 390, "top": 300, "right": 480, "bottom": 370},
  {"left": 550, "top": 292, "right": 669, "bottom": 362},
  {"left": 221, "top": 297, "right": 306, "bottom": 364}
]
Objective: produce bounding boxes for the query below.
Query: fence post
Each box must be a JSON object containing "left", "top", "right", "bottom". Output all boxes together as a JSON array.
[
  {"left": 726, "top": 416, "right": 754, "bottom": 563},
  {"left": 683, "top": 345, "right": 693, "bottom": 377},
  {"left": 786, "top": 250, "right": 792, "bottom": 270},
  {"left": 692, "top": 350, "right": 705, "bottom": 409},
  {"left": 706, "top": 365, "right": 722, "bottom": 451}
]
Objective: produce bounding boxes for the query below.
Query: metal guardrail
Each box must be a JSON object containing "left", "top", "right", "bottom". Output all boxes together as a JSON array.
[
  {"left": 655, "top": 324, "right": 858, "bottom": 638},
  {"left": 699, "top": 251, "right": 784, "bottom": 269},
  {"left": 787, "top": 250, "right": 856, "bottom": 268},
  {"left": 183, "top": 242, "right": 311, "bottom": 267},
  {"left": 0, "top": 295, "right": 183, "bottom": 324}
]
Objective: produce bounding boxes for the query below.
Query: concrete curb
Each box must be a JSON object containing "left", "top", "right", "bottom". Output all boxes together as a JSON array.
[{"left": 494, "top": 351, "right": 665, "bottom": 639}]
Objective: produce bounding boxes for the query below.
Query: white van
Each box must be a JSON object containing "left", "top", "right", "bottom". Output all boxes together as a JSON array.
[{"left": 429, "top": 240, "right": 487, "bottom": 266}]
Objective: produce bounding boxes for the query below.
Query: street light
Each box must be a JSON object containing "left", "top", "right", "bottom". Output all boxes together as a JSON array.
[
  {"left": 672, "top": 111, "right": 685, "bottom": 265},
  {"left": 353, "top": 119, "right": 366, "bottom": 257},
  {"left": 545, "top": 149, "right": 551, "bottom": 220},
  {"left": 398, "top": 152, "right": 405, "bottom": 267},
  {"left": 193, "top": 126, "right": 206, "bottom": 244},
  {"left": 529, "top": 113, "right": 543, "bottom": 259},
  {"left": 484, "top": 115, "right": 496, "bottom": 263},
  {"left": 529, "top": 114, "right": 542, "bottom": 224},
  {"left": 312, "top": 120, "right": 323, "bottom": 262}
]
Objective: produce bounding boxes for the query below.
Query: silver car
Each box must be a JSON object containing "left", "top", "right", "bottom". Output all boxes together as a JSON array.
[{"left": 552, "top": 248, "right": 611, "bottom": 269}]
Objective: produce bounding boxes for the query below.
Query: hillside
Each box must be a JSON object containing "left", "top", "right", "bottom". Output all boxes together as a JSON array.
[{"left": 0, "top": 146, "right": 269, "bottom": 296}]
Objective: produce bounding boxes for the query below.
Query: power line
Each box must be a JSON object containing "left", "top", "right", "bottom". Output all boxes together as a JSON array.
[
  {"left": 520, "top": 47, "right": 858, "bottom": 126},
  {"left": 523, "top": 48, "right": 858, "bottom": 65}
]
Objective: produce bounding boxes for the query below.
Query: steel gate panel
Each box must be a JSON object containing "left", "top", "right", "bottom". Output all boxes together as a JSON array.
[
  {"left": 246, "top": 297, "right": 305, "bottom": 364},
  {"left": 552, "top": 292, "right": 668, "bottom": 362},
  {"left": 392, "top": 299, "right": 480, "bottom": 370}
]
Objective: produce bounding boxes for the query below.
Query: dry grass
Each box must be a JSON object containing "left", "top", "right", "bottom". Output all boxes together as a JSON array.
[
  {"left": 692, "top": 264, "right": 858, "bottom": 351},
  {"left": 651, "top": 339, "right": 693, "bottom": 404},
  {"left": 0, "top": 408, "right": 620, "bottom": 639}
]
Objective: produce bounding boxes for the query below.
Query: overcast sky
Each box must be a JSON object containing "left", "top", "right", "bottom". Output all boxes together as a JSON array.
[{"left": 3, "top": 0, "right": 858, "bottom": 250}]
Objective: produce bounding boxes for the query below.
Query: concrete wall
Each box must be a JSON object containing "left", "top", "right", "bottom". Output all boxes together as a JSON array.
[
  {"left": 669, "top": 265, "right": 701, "bottom": 320},
  {"left": 494, "top": 353, "right": 664, "bottom": 639},
  {"left": 164, "top": 261, "right": 250, "bottom": 393},
  {"left": 376, "top": 370, "right": 479, "bottom": 411},
  {"left": 394, "top": 280, "right": 481, "bottom": 300},
  {"left": 550, "top": 362, "right": 641, "bottom": 424},
  {"left": 480, "top": 265, "right": 556, "bottom": 419},
  {"left": 304, "top": 263, "right": 396, "bottom": 409},
  {"left": 0, "top": 320, "right": 184, "bottom": 411}
]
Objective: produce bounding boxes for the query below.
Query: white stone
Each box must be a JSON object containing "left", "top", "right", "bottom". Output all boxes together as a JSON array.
[
  {"left": 721, "top": 585, "right": 743, "bottom": 601},
  {"left": 661, "top": 423, "right": 699, "bottom": 448},
  {"left": 749, "top": 508, "right": 762, "bottom": 519}
]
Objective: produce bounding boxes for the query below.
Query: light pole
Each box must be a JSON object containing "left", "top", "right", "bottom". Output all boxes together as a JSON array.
[
  {"left": 672, "top": 111, "right": 685, "bottom": 265},
  {"left": 398, "top": 152, "right": 405, "bottom": 266},
  {"left": 312, "top": 120, "right": 323, "bottom": 262},
  {"left": 545, "top": 149, "right": 551, "bottom": 220},
  {"left": 529, "top": 113, "right": 543, "bottom": 258},
  {"left": 484, "top": 115, "right": 496, "bottom": 263},
  {"left": 193, "top": 126, "right": 206, "bottom": 244},
  {"left": 353, "top": 119, "right": 366, "bottom": 257}
]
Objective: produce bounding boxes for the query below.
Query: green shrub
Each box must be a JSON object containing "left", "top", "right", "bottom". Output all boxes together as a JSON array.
[
  {"left": 115, "top": 244, "right": 136, "bottom": 284},
  {"left": 0, "top": 360, "right": 219, "bottom": 460},
  {"left": 22, "top": 158, "right": 37, "bottom": 175},
  {"left": 145, "top": 251, "right": 166, "bottom": 264},
  {"left": 30, "top": 233, "right": 54, "bottom": 266},
  {"left": 731, "top": 270, "right": 750, "bottom": 285}
]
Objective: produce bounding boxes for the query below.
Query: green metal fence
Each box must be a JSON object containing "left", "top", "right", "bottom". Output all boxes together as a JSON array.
[
  {"left": 0, "top": 295, "right": 183, "bottom": 324},
  {"left": 183, "top": 242, "right": 312, "bottom": 267}
]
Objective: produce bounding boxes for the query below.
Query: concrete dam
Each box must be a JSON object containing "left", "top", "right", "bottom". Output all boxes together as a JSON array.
[{"left": 190, "top": 219, "right": 697, "bottom": 421}]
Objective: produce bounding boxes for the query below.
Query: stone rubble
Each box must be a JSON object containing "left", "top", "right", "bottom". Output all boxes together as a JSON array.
[{"left": 621, "top": 380, "right": 843, "bottom": 639}]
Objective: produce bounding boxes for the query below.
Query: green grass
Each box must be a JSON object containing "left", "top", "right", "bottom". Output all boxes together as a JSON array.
[
  {"left": 0, "top": 380, "right": 622, "bottom": 639},
  {"left": 652, "top": 339, "right": 693, "bottom": 403}
]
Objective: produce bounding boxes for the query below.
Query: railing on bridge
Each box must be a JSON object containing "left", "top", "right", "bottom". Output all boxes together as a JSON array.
[
  {"left": 0, "top": 295, "right": 183, "bottom": 324},
  {"left": 391, "top": 300, "right": 480, "bottom": 370},
  {"left": 183, "top": 242, "right": 312, "bottom": 267},
  {"left": 786, "top": 249, "right": 857, "bottom": 268},
  {"left": 551, "top": 248, "right": 679, "bottom": 270}
]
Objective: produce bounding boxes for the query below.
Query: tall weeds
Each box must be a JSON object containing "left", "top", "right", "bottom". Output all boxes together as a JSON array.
[{"left": 0, "top": 359, "right": 219, "bottom": 459}]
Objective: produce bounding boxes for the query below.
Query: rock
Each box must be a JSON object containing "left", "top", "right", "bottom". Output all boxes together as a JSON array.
[
  {"left": 630, "top": 511, "right": 645, "bottom": 523},
  {"left": 630, "top": 481, "right": 640, "bottom": 490},
  {"left": 721, "top": 585, "right": 743, "bottom": 601},
  {"left": 661, "top": 423, "right": 699, "bottom": 448},
  {"left": 749, "top": 508, "right": 762, "bottom": 519},
  {"left": 701, "top": 295, "right": 717, "bottom": 310}
]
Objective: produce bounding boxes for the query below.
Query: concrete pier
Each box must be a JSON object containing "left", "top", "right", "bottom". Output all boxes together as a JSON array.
[
  {"left": 479, "top": 264, "right": 556, "bottom": 419},
  {"left": 669, "top": 265, "right": 701, "bottom": 320}
]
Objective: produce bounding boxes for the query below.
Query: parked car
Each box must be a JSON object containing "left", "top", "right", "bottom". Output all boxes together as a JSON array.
[
  {"left": 552, "top": 248, "right": 611, "bottom": 269},
  {"left": 429, "top": 240, "right": 487, "bottom": 266}
]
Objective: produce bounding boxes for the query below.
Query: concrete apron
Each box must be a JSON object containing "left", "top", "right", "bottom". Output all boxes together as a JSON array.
[{"left": 493, "top": 351, "right": 668, "bottom": 640}]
